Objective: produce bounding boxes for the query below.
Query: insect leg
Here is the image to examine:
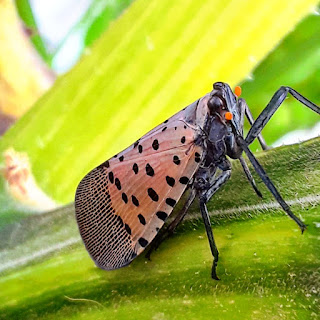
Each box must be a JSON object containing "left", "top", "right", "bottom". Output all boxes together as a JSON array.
[
  {"left": 199, "top": 197, "right": 220, "bottom": 280},
  {"left": 239, "top": 155, "right": 262, "bottom": 198},
  {"left": 202, "top": 169, "right": 231, "bottom": 202},
  {"left": 145, "top": 189, "right": 197, "bottom": 260},
  {"left": 197, "top": 169, "right": 231, "bottom": 280},
  {"left": 245, "top": 87, "right": 320, "bottom": 145},
  {"left": 146, "top": 168, "right": 231, "bottom": 261},
  {"left": 238, "top": 136, "right": 306, "bottom": 233},
  {"left": 236, "top": 98, "right": 268, "bottom": 150},
  {"left": 243, "top": 100, "right": 269, "bottom": 150}
]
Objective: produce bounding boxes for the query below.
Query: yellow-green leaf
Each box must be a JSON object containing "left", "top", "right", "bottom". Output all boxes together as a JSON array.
[{"left": 0, "top": 0, "right": 318, "bottom": 205}]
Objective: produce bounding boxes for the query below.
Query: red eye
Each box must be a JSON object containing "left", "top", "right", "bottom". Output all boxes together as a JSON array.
[
  {"left": 234, "top": 86, "right": 242, "bottom": 97},
  {"left": 225, "top": 112, "right": 233, "bottom": 120}
]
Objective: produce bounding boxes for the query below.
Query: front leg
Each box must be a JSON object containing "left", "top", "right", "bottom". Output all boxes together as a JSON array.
[{"left": 245, "top": 86, "right": 320, "bottom": 145}]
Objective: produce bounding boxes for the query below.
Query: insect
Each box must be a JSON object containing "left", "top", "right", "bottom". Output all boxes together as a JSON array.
[{"left": 75, "top": 82, "right": 320, "bottom": 279}]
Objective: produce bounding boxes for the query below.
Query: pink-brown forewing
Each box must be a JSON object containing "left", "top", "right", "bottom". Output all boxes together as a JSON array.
[{"left": 75, "top": 97, "right": 209, "bottom": 270}]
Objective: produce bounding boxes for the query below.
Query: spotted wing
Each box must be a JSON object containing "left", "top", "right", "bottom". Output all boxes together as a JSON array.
[{"left": 75, "top": 97, "right": 209, "bottom": 270}]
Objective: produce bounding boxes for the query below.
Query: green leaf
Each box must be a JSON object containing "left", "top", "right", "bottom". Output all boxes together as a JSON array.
[
  {"left": 241, "top": 9, "right": 320, "bottom": 146},
  {"left": 84, "top": 0, "right": 135, "bottom": 47}
]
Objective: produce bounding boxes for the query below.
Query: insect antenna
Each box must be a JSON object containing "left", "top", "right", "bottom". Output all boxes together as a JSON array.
[
  {"left": 237, "top": 136, "right": 306, "bottom": 233},
  {"left": 239, "top": 155, "right": 262, "bottom": 198}
]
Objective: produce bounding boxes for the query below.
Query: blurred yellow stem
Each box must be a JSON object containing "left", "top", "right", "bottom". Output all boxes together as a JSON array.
[{"left": 0, "top": 0, "right": 54, "bottom": 120}]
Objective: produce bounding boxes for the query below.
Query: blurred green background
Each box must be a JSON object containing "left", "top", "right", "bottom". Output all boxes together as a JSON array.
[{"left": 0, "top": 1, "right": 319, "bottom": 319}]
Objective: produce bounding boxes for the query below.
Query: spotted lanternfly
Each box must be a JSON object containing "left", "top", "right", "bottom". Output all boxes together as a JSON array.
[{"left": 75, "top": 82, "right": 320, "bottom": 279}]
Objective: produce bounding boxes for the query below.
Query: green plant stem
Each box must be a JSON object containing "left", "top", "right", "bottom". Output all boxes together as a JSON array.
[
  {"left": 15, "top": 0, "right": 51, "bottom": 64},
  {"left": 0, "top": 138, "right": 319, "bottom": 319}
]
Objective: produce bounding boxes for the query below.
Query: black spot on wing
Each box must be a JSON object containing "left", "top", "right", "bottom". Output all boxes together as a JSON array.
[
  {"left": 138, "top": 237, "right": 148, "bottom": 247},
  {"left": 108, "top": 172, "right": 114, "bottom": 183},
  {"left": 138, "top": 214, "right": 146, "bottom": 225},
  {"left": 125, "top": 224, "right": 131, "bottom": 235},
  {"left": 173, "top": 155, "right": 180, "bottom": 165},
  {"left": 179, "top": 176, "right": 189, "bottom": 185},
  {"left": 132, "top": 195, "right": 139, "bottom": 207},
  {"left": 166, "top": 176, "right": 175, "bottom": 187},
  {"left": 117, "top": 215, "right": 124, "bottom": 227},
  {"left": 98, "top": 160, "right": 109, "bottom": 169},
  {"left": 156, "top": 211, "right": 168, "bottom": 221},
  {"left": 152, "top": 139, "right": 159, "bottom": 150},
  {"left": 166, "top": 198, "right": 176, "bottom": 207},
  {"left": 148, "top": 188, "right": 159, "bottom": 202},
  {"left": 133, "top": 163, "right": 139, "bottom": 174},
  {"left": 115, "top": 178, "right": 121, "bottom": 190},
  {"left": 122, "top": 193, "right": 128, "bottom": 203},
  {"left": 146, "top": 164, "right": 154, "bottom": 176}
]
